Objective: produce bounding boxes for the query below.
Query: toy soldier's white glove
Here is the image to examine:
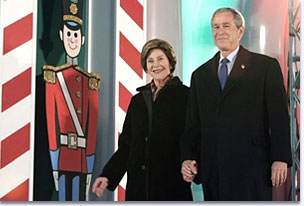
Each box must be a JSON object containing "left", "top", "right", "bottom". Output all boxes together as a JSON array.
[
  {"left": 86, "top": 174, "right": 92, "bottom": 201},
  {"left": 52, "top": 171, "right": 59, "bottom": 191}
]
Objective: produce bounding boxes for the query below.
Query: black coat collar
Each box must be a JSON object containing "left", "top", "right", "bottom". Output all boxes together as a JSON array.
[{"left": 136, "top": 76, "right": 182, "bottom": 92}]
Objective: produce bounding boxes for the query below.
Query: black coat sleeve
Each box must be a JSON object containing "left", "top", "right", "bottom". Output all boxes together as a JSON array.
[
  {"left": 180, "top": 72, "right": 201, "bottom": 163},
  {"left": 100, "top": 97, "right": 135, "bottom": 191},
  {"left": 265, "top": 58, "right": 292, "bottom": 167}
]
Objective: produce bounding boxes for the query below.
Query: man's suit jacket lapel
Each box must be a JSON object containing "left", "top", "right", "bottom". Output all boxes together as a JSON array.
[
  {"left": 201, "top": 46, "right": 252, "bottom": 99},
  {"left": 201, "top": 52, "right": 221, "bottom": 97},
  {"left": 221, "top": 46, "right": 252, "bottom": 99}
]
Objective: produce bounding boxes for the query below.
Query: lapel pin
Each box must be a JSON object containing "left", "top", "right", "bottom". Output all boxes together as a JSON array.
[{"left": 241, "top": 64, "right": 245, "bottom": 69}]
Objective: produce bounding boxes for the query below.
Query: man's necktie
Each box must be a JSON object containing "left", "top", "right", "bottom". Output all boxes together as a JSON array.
[{"left": 218, "top": 58, "right": 229, "bottom": 90}]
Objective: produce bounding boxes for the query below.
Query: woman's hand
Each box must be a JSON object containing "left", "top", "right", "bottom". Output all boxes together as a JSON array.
[{"left": 92, "top": 177, "right": 109, "bottom": 197}]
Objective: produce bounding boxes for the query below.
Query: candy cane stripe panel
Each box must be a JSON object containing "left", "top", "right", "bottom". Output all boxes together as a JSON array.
[
  {"left": 0, "top": 123, "right": 30, "bottom": 168},
  {"left": 1, "top": 68, "right": 32, "bottom": 112},
  {"left": 0, "top": 0, "right": 36, "bottom": 201},
  {"left": 115, "top": 0, "right": 146, "bottom": 200},
  {"left": 3, "top": 13, "right": 33, "bottom": 55},
  {"left": 119, "top": 32, "right": 143, "bottom": 79},
  {"left": 120, "top": 0, "right": 143, "bottom": 29}
]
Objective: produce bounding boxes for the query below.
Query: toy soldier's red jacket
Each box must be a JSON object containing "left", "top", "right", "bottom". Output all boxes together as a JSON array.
[{"left": 43, "top": 62, "right": 100, "bottom": 173}]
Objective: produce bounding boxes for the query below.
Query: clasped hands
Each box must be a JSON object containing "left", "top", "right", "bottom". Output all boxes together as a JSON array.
[
  {"left": 181, "top": 160, "right": 198, "bottom": 182},
  {"left": 181, "top": 160, "right": 287, "bottom": 187}
]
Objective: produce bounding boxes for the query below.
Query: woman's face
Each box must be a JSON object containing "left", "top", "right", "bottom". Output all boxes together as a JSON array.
[{"left": 146, "top": 49, "right": 171, "bottom": 82}]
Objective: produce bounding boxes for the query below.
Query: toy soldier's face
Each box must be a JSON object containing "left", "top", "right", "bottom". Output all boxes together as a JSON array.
[{"left": 60, "top": 25, "right": 85, "bottom": 58}]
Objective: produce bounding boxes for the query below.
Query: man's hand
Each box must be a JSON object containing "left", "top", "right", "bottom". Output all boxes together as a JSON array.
[
  {"left": 92, "top": 177, "right": 109, "bottom": 197},
  {"left": 181, "top": 160, "right": 197, "bottom": 182},
  {"left": 271, "top": 161, "right": 287, "bottom": 187}
]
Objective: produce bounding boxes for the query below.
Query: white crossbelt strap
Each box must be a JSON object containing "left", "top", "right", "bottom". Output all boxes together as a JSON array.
[{"left": 57, "top": 72, "right": 84, "bottom": 136}]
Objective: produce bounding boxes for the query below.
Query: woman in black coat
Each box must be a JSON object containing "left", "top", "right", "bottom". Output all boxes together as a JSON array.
[{"left": 92, "top": 39, "right": 192, "bottom": 201}]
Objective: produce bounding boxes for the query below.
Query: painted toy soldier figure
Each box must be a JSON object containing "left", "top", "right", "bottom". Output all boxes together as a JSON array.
[{"left": 43, "top": 0, "right": 100, "bottom": 201}]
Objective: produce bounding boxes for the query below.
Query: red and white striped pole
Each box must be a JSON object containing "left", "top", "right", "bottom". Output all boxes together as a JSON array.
[
  {"left": 0, "top": 0, "right": 37, "bottom": 201},
  {"left": 115, "top": 0, "right": 146, "bottom": 201}
]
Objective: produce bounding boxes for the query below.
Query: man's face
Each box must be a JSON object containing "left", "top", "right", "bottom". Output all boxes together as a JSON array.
[
  {"left": 61, "top": 25, "right": 84, "bottom": 58},
  {"left": 212, "top": 12, "right": 244, "bottom": 55}
]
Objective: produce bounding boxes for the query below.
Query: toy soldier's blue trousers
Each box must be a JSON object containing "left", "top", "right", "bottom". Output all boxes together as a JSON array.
[{"left": 58, "top": 171, "right": 86, "bottom": 201}]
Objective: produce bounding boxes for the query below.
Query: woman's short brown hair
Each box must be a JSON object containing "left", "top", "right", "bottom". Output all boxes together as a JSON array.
[{"left": 141, "top": 39, "right": 176, "bottom": 73}]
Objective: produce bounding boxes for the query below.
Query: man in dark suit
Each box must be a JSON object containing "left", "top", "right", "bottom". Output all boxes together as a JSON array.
[{"left": 180, "top": 7, "right": 292, "bottom": 201}]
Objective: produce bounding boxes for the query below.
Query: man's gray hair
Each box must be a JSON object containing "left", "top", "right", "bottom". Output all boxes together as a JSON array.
[{"left": 211, "top": 7, "right": 245, "bottom": 29}]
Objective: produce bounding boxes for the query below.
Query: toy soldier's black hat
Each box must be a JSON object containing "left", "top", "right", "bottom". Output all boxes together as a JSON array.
[{"left": 62, "top": 0, "right": 83, "bottom": 30}]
